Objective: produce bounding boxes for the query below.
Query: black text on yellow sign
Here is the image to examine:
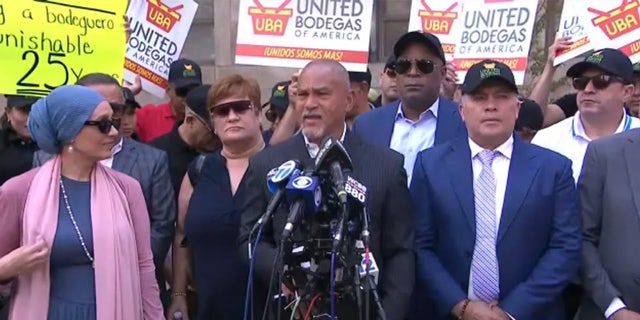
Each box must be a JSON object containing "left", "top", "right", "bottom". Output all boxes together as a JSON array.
[{"left": 0, "top": 0, "right": 127, "bottom": 97}]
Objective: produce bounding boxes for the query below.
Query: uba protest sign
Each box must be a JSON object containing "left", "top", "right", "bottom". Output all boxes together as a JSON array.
[
  {"left": 0, "top": 0, "right": 127, "bottom": 97},
  {"left": 235, "top": 0, "right": 374, "bottom": 72},
  {"left": 408, "top": 0, "right": 461, "bottom": 61},
  {"left": 123, "top": 0, "right": 197, "bottom": 98},
  {"left": 584, "top": 0, "right": 640, "bottom": 62},
  {"left": 453, "top": 0, "right": 539, "bottom": 84},
  {"left": 555, "top": 0, "right": 593, "bottom": 66}
]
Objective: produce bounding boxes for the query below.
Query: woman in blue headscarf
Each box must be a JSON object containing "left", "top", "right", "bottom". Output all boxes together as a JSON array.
[{"left": 0, "top": 85, "right": 164, "bottom": 320}]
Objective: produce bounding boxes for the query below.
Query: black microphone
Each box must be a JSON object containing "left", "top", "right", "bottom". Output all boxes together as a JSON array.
[
  {"left": 281, "top": 174, "right": 321, "bottom": 240},
  {"left": 281, "top": 200, "right": 305, "bottom": 240},
  {"left": 313, "top": 137, "right": 353, "bottom": 252},
  {"left": 253, "top": 160, "right": 302, "bottom": 233}
]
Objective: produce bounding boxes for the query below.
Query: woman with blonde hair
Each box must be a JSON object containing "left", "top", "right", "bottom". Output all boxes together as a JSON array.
[
  {"left": 0, "top": 85, "right": 164, "bottom": 320},
  {"left": 168, "top": 74, "right": 266, "bottom": 320}
]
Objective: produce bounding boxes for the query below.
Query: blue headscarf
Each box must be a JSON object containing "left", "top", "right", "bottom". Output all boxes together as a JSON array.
[{"left": 27, "top": 85, "right": 105, "bottom": 154}]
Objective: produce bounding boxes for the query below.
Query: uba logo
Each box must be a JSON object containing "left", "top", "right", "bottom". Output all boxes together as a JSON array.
[
  {"left": 146, "top": 0, "right": 184, "bottom": 33},
  {"left": 248, "top": 0, "right": 293, "bottom": 35},
  {"left": 418, "top": 2, "right": 459, "bottom": 35}
]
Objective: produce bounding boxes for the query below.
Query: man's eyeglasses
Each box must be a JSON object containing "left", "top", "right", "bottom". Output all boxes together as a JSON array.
[
  {"left": 84, "top": 118, "right": 121, "bottom": 134},
  {"left": 209, "top": 100, "right": 253, "bottom": 118},
  {"left": 394, "top": 58, "right": 438, "bottom": 75},
  {"left": 384, "top": 68, "right": 397, "bottom": 78},
  {"left": 572, "top": 74, "right": 625, "bottom": 91}
]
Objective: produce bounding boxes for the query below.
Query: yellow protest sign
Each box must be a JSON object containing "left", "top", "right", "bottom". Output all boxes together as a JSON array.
[{"left": 0, "top": 0, "right": 127, "bottom": 97}]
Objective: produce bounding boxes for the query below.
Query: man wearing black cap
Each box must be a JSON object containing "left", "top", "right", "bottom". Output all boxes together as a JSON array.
[
  {"left": 628, "top": 63, "right": 640, "bottom": 117},
  {"left": 136, "top": 59, "right": 204, "bottom": 142},
  {"left": 532, "top": 48, "right": 640, "bottom": 183},
  {"left": 262, "top": 81, "right": 291, "bottom": 144},
  {"left": 120, "top": 87, "right": 142, "bottom": 140},
  {"left": 352, "top": 31, "right": 466, "bottom": 184},
  {"left": 373, "top": 54, "right": 400, "bottom": 107},
  {"left": 0, "top": 95, "right": 39, "bottom": 185},
  {"left": 412, "top": 60, "right": 580, "bottom": 320},
  {"left": 514, "top": 98, "right": 544, "bottom": 142},
  {"left": 151, "top": 85, "right": 220, "bottom": 200},
  {"left": 346, "top": 68, "right": 375, "bottom": 127}
]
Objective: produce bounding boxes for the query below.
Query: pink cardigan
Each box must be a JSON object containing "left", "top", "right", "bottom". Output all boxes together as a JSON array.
[{"left": 0, "top": 165, "right": 164, "bottom": 319}]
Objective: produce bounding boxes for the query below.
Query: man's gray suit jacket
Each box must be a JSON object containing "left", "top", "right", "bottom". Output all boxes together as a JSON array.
[{"left": 578, "top": 128, "right": 640, "bottom": 320}]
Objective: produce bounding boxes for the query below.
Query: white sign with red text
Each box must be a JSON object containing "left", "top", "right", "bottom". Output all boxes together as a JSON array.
[
  {"left": 583, "top": 0, "right": 640, "bottom": 63},
  {"left": 235, "top": 0, "right": 374, "bottom": 72},
  {"left": 554, "top": 0, "right": 593, "bottom": 66},
  {"left": 453, "top": 0, "right": 539, "bottom": 85},
  {"left": 408, "top": 0, "right": 462, "bottom": 61},
  {"left": 123, "top": 0, "right": 198, "bottom": 98}
]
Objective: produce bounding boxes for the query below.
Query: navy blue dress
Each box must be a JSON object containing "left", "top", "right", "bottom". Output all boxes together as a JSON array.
[
  {"left": 48, "top": 177, "right": 96, "bottom": 320},
  {"left": 184, "top": 152, "right": 263, "bottom": 320}
]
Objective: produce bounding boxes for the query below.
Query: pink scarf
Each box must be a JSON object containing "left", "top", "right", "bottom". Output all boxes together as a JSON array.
[{"left": 10, "top": 156, "right": 143, "bottom": 320}]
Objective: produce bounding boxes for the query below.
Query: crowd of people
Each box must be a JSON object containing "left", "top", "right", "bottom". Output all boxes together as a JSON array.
[{"left": 1, "top": 28, "right": 640, "bottom": 320}]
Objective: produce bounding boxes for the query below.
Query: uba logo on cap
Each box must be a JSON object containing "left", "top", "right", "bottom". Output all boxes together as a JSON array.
[
  {"left": 183, "top": 64, "right": 197, "bottom": 78},
  {"left": 274, "top": 85, "right": 287, "bottom": 98},
  {"left": 586, "top": 51, "right": 604, "bottom": 64},
  {"left": 480, "top": 63, "right": 501, "bottom": 79}
]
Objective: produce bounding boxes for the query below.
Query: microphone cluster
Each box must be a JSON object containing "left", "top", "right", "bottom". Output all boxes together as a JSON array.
[{"left": 247, "top": 136, "right": 385, "bottom": 320}]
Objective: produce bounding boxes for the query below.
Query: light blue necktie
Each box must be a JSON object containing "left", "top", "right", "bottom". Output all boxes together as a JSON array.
[{"left": 471, "top": 150, "right": 500, "bottom": 302}]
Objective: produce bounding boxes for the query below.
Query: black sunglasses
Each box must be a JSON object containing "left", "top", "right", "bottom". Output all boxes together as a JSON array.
[
  {"left": 384, "top": 68, "right": 397, "bottom": 78},
  {"left": 209, "top": 100, "right": 253, "bottom": 118},
  {"left": 572, "top": 74, "right": 625, "bottom": 91},
  {"left": 394, "top": 58, "right": 437, "bottom": 75},
  {"left": 84, "top": 118, "right": 121, "bottom": 134}
]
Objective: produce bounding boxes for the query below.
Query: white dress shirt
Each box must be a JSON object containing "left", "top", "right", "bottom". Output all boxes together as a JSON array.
[
  {"left": 99, "top": 138, "right": 124, "bottom": 168},
  {"left": 389, "top": 99, "right": 439, "bottom": 185},
  {"left": 467, "top": 136, "right": 513, "bottom": 301},
  {"left": 304, "top": 123, "right": 347, "bottom": 158},
  {"left": 532, "top": 111, "right": 640, "bottom": 183}
]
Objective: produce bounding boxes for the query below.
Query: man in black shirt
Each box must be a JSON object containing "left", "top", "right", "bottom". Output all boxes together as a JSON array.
[
  {"left": 151, "top": 85, "right": 220, "bottom": 199},
  {"left": 0, "top": 95, "right": 38, "bottom": 186}
]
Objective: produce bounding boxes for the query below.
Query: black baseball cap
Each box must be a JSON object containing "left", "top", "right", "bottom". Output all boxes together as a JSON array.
[
  {"left": 5, "top": 95, "right": 38, "bottom": 109},
  {"left": 168, "top": 59, "right": 203, "bottom": 88},
  {"left": 515, "top": 98, "right": 543, "bottom": 131},
  {"left": 262, "top": 81, "right": 290, "bottom": 111},
  {"left": 348, "top": 68, "right": 372, "bottom": 86},
  {"left": 384, "top": 54, "right": 396, "bottom": 70},
  {"left": 633, "top": 62, "right": 640, "bottom": 76},
  {"left": 393, "top": 31, "right": 446, "bottom": 64},
  {"left": 122, "top": 88, "right": 140, "bottom": 109},
  {"left": 461, "top": 60, "right": 518, "bottom": 94},
  {"left": 566, "top": 48, "right": 634, "bottom": 84},
  {"left": 185, "top": 85, "right": 212, "bottom": 127}
]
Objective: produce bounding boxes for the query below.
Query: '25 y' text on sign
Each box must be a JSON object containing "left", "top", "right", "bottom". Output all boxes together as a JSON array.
[{"left": 0, "top": 0, "right": 127, "bottom": 97}]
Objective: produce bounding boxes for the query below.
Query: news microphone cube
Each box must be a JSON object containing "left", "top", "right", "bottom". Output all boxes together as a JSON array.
[{"left": 285, "top": 175, "right": 322, "bottom": 214}]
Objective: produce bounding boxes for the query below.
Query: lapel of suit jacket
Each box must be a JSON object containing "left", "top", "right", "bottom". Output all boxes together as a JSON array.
[
  {"left": 435, "top": 98, "right": 459, "bottom": 145},
  {"left": 112, "top": 138, "right": 139, "bottom": 175},
  {"left": 378, "top": 101, "right": 399, "bottom": 147},
  {"left": 497, "top": 137, "right": 539, "bottom": 243},
  {"left": 446, "top": 138, "right": 476, "bottom": 233},
  {"left": 623, "top": 131, "right": 640, "bottom": 217}
]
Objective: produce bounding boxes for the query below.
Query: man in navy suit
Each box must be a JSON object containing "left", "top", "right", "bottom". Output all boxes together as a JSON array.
[
  {"left": 352, "top": 31, "right": 466, "bottom": 184},
  {"left": 411, "top": 60, "right": 581, "bottom": 319}
]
